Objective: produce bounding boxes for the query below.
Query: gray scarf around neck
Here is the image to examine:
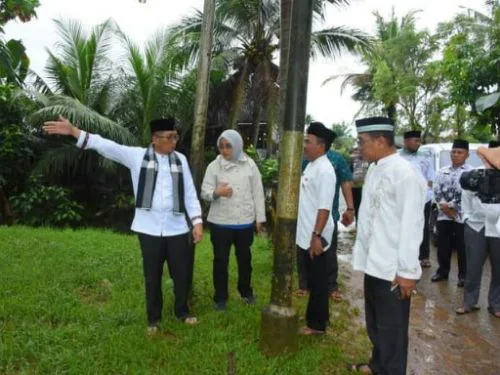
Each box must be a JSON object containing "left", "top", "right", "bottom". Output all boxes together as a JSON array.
[{"left": 136, "top": 145, "right": 186, "bottom": 215}]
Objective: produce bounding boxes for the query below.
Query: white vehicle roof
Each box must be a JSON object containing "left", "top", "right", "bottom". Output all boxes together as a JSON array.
[
  {"left": 420, "top": 143, "right": 487, "bottom": 169},
  {"left": 420, "top": 143, "right": 486, "bottom": 151}
]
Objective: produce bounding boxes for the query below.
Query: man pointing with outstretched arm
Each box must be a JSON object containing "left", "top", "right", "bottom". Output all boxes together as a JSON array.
[{"left": 43, "top": 116, "right": 203, "bottom": 333}]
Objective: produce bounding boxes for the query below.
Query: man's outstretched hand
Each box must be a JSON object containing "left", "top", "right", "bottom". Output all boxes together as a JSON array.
[{"left": 43, "top": 116, "right": 80, "bottom": 138}]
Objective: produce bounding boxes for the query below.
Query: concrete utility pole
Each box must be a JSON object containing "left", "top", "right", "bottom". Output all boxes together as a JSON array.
[{"left": 260, "top": 0, "right": 315, "bottom": 356}]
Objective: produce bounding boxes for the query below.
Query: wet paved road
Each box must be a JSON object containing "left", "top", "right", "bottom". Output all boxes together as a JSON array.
[{"left": 337, "top": 230, "right": 500, "bottom": 375}]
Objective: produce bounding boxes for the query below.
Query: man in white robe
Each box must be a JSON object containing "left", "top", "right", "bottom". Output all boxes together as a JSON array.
[{"left": 349, "top": 117, "right": 426, "bottom": 375}]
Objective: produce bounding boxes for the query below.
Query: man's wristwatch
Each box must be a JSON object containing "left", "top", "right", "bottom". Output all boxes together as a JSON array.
[{"left": 312, "top": 231, "right": 322, "bottom": 238}]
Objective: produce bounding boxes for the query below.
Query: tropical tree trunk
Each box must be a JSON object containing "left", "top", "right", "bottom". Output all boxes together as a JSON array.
[
  {"left": 266, "top": 92, "right": 278, "bottom": 156},
  {"left": 386, "top": 103, "right": 397, "bottom": 124},
  {"left": 260, "top": 0, "right": 314, "bottom": 356},
  {"left": 251, "top": 101, "right": 262, "bottom": 148},
  {"left": 228, "top": 63, "right": 250, "bottom": 130},
  {"left": 0, "top": 187, "right": 14, "bottom": 226},
  {"left": 190, "top": 0, "right": 216, "bottom": 190},
  {"left": 264, "top": 60, "right": 278, "bottom": 156},
  {"left": 277, "top": 0, "right": 292, "bottom": 147}
]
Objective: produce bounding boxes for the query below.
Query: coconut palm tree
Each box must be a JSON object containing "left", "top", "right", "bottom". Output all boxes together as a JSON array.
[
  {"left": 323, "top": 9, "right": 423, "bottom": 122},
  {"left": 26, "top": 19, "right": 136, "bottom": 179},
  {"left": 169, "top": 0, "right": 372, "bottom": 148},
  {"left": 111, "top": 26, "right": 194, "bottom": 145}
]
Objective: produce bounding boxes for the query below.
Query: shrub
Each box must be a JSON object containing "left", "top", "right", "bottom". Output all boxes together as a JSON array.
[{"left": 10, "top": 176, "right": 83, "bottom": 227}]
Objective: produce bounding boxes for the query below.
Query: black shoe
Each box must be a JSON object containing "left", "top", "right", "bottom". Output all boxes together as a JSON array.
[
  {"left": 431, "top": 273, "right": 448, "bottom": 282},
  {"left": 214, "top": 301, "right": 227, "bottom": 311},
  {"left": 242, "top": 295, "right": 256, "bottom": 305},
  {"left": 457, "top": 279, "right": 465, "bottom": 288}
]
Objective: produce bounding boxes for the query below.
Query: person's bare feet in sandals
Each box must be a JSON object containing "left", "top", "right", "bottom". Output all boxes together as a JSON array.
[
  {"left": 456, "top": 305, "right": 480, "bottom": 315},
  {"left": 347, "top": 363, "right": 373, "bottom": 374},
  {"left": 184, "top": 316, "right": 198, "bottom": 325},
  {"left": 177, "top": 316, "right": 198, "bottom": 325},
  {"left": 329, "top": 289, "right": 343, "bottom": 302},
  {"left": 298, "top": 326, "right": 325, "bottom": 336},
  {"left": 295, "top": 289, "right": 308, "bottom": 297},
  {"left": 146, "top": 324, "right": 161, "bottom": 336},
  {"left": 488, "top": 306, "right": 500, "bottom": 318},
  {"left": 420, "top": 259, "right": 431, "bottom": 268}
]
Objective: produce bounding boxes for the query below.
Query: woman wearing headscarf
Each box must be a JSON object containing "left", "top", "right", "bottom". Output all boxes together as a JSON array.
[{"left": 201, "top": 130, "right": 266, "bottom": 310}]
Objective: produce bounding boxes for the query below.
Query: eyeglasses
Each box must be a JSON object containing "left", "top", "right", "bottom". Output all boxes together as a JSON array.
[
  {"left": 218, "top": 143, "right": 232, "bottom": 150},
  {"left": 155, "top": 134, "right": 179, "bottom": 142},
  {"left": 357, "top": 137, "right": 371, "bottom": 146}
]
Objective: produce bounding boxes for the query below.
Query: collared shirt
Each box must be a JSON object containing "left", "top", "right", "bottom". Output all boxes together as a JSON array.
[
  {"left": 352, "top": 153, "right": 426, "bottom": 281},
  {"left": 399, "top": 148, "right": 435, "bottom": 202},
  {"left": 433, "top": 164, "right": 473, "bottom": 223},
  {"left": 296, "top": 154, "right": 336, "bottom": 251},
  {"left": 76, "top": 132, "right": 202, "bottom": 237},
  {"left": 351, "top": 149, "right": 369, "bottom": 186},
  {"left": 302, "top": 150, "right": 353, "bottom": 222}
]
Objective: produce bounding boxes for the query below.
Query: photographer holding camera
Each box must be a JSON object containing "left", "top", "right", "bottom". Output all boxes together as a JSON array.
[{"left": 457, "top": 141, "right": 500, "bottom": 318}]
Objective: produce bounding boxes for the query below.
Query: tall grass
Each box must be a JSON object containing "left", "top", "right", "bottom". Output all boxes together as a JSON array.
[{"left": 0, "top": 227, "right": 370, "bottom": 374}]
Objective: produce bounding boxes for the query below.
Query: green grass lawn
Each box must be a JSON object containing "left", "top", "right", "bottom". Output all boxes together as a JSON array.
[{"left": 0, "top": 226, "right": 370, "bottom": 374}]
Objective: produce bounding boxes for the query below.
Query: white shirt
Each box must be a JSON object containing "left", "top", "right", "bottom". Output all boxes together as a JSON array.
[
  {"left": 399, "top": 148, "right": 435, "bottom": 202},
  {"left": 482, "top": 203, "right": 500, "bottom": 238},
  {"left": 352, "top": 153, "right": 426, "bottom": 281},
  {"left": 76, "top": 132, "right": 202, "bottom": 236},
  {"left": 462, "top": 189, "right": 486, "bottom": 232},
  {"left": 296, "top": 154, "right": 336, "bottom": 251}
]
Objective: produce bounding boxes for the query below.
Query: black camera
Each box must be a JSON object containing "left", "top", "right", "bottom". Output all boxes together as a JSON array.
[{"left": 460, "top": 169, "right": 500, "bottom": 203}]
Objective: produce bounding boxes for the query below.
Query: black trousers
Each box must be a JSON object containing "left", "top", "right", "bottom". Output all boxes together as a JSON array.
[
  {"left": 327, "top": 223, "right": 339, "bottom": 293},
  {"left": 299, "top": 247, "right": 329, "bottom": 331},
  {"left": 210, "top": 225, "right": 254, "bottom": 303},
  {"left": 138, "top": 233, "right": 193, "bottom": 324},
  {"left": 420, "top": 201, "right": 431, "bottom": 260},
  {"left": 352, "top": 186, "right": 363, "bottom": 222},
  {"left": 297, "top": 223, "right": 339, "bottom": 293},
  {"left": 436, "top": 221, "right": 466, "bottom": 279},
  {"left": 365, "top": 274, "right": 411, "bottom": 375}
]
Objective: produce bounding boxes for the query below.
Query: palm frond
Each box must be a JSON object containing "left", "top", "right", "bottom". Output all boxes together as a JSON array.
[
  {"left": 28, "top": 96, "right": 137, "bottom": 145},
  {"left": 32, "top": 144, "right": 84, "bottom": 177},
  {"left": 46, "top": 18, "right": 115, "bottom": 105},
  {"left": 27, "top": 70, "right": 53, "bottom": 96},
  {"left": 311, "top": 26, "right": 374, "bottom": 59},
  {"left": 44, "top": 49, "right": 72, "bottom": 95},
  {"left": 322, "top": 72, "right": 374, "bottom": 100},
  {"left": 313, "top": 0, "right": 352, "bottom": 22}
]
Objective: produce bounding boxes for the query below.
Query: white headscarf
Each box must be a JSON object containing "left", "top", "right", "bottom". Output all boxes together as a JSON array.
[{"left": 217, "top": 129, "right": 244, "bottom": 162}]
